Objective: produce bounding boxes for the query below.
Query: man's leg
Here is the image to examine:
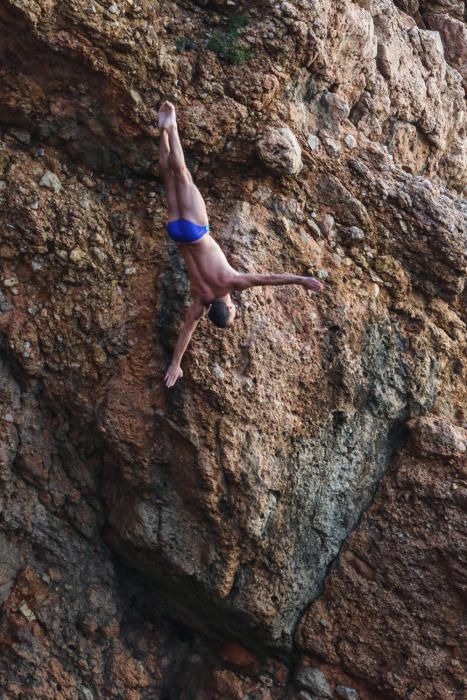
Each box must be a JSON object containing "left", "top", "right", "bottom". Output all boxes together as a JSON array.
[
  {"left": 159, "top": 102, "right": 209, "bottom": 226},
  {"left": 159, "top": 128, "right": 180, "bottom": 222}
]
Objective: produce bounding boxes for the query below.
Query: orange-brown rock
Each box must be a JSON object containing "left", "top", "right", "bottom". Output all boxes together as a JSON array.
[{"left": 0, "top": 0, "right": 465, "bottom": 698}]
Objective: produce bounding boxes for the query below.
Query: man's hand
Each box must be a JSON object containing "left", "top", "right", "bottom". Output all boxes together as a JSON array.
[
  {"left": 163, "top": 298, "right": 204, "bottom": 388},
  {"left": 164, "top": 363, "right": 183, "bottom": 388},
  {"left": 302, "top": 276, "right": 324, "bottom": 294}
]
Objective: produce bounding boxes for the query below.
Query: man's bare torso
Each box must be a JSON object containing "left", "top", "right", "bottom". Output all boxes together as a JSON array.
[{"left": 176, "top": 233, "right": 236, "bottom": 304}]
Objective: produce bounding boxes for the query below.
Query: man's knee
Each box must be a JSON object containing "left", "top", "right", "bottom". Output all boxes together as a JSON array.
[{"left": 170, "top": 160, "right": 191, "bottom": 182}]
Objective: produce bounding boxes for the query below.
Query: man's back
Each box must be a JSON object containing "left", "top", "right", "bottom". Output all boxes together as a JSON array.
[{"left": 177, "top": 235, "right": 236, "bottom": 303}]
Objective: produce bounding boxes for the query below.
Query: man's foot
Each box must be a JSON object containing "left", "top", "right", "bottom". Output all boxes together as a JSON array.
[{"left": 159, "top": 101, "right": 177, "bottom": 130}]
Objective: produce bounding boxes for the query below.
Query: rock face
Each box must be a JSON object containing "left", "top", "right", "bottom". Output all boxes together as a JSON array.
[
  {"left": 296, "top": 416, "right": 466, "bottom": 699},
  {"left": 0, "top": 0, "right": 466, "bottom": 698},
  {"left": 424, "top": 12, "right": 467, "bottom": 91}
]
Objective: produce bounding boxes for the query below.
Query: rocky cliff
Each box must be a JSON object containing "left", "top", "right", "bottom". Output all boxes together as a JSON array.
[{"left": 0, "top": 1, "right": 466, "bottom": 698}]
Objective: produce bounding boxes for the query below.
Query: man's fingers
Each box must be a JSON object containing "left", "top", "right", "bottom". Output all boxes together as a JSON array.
[
  {"left": 165, "top": 374, "right": 177, "bottom": 388},
  {"left": 307, "top": 282, "right": 323, "bottom": 293}
]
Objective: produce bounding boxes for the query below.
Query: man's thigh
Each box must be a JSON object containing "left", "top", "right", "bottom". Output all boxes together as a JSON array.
[{"left": 174, "top": 170, "right": 209, "bottom": 225}]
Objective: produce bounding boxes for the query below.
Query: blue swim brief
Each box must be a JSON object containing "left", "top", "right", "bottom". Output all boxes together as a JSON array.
[{"left": 165, "top": 218, "right": 209, "bottom": 243}]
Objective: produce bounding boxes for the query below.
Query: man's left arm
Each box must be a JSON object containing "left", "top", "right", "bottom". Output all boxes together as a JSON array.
[{"left": 232, "top": 272, "right": 323, "bottom": 294}]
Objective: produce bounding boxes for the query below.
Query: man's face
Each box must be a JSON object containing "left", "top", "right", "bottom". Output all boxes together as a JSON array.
[{"left": 225, "top": 301, "right": 236, "bottom": 327}]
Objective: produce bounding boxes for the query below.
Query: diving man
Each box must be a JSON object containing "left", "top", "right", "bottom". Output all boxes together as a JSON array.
[{"left": 158, "top": 101, "right": 323, "bottom": 387}]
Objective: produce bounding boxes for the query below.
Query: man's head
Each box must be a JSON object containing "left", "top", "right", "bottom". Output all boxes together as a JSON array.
[{"left": 207, "top": 297, "right": 236, "bottom": 328}]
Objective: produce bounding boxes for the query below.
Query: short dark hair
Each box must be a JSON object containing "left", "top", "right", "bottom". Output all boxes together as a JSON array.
[{"left": 208, "top": 299, "right": 230, "bottom": 328}]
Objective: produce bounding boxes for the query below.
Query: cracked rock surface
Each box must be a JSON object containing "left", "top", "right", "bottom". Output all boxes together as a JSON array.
[{"left": 0, "top": 0, "right": 465, "bottom": 698}]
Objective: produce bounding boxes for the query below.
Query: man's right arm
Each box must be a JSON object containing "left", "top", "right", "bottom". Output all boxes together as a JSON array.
[{"left": 164, "top": 298, "right": 205, "bottom": 387}]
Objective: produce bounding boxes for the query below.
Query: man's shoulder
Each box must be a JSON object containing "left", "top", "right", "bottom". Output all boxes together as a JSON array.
[
  {"left": 219, "top": 269, "right": 240, "bottom": 289},
  {"left": 228, "top": 271, "right": 252, "bottom": 291},
  {"left": 187, "top": 296, "right": 208, "bottom": 319}
]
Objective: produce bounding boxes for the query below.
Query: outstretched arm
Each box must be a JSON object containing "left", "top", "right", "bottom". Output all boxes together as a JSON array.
[
  {"left": 232, "top": 273, "right": 323, "bottom": 294},
  {"left": 164, "top": 298, "right": 205, "bottom": 387}
]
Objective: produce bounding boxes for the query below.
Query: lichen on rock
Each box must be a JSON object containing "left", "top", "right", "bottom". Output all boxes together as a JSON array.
[{"left": 257, "top": 125, "right": 303, "bottom": 175}]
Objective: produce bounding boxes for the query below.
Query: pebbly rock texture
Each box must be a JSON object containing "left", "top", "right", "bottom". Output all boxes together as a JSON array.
[{"left": 0, "top": 0, "right": 466, "bottom": 698}]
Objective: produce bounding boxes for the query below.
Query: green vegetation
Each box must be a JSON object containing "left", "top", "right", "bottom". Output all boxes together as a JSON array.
[
  {"left": 227, "top": 15, "right": 249, "bottom": 33},
  {"left": 175, "top": 36, "right": 196, "bottom": 53},
  {"left": 207, "top": 15, "right": 251, "bottom": 64}
]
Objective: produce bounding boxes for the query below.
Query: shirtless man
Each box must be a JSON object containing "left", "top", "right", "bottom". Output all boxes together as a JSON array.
[{"left": 158, "top": 101, "right": 323, "bottom": 387}]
